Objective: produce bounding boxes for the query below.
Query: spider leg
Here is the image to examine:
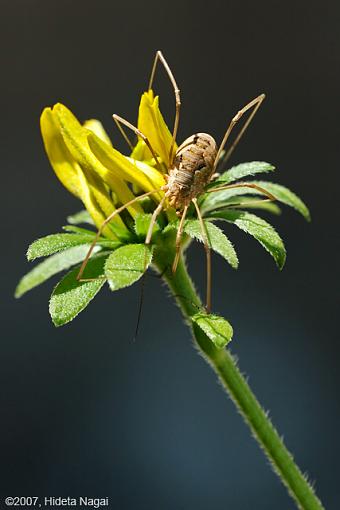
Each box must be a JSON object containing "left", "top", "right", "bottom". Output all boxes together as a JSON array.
[
  {"left": 112, "top": 114, "right": 163, "bottom": 174},
  {"left": 112, "top": 115, "right": 134, "bottom": 151},
  {"left": 148, "top": 50, "right": 181, "bottom": 163},
  {"left": 76, "top": 188, "right": 163, "bottom": 282},
  {"left": 172, "top": 204, "right": 189, "bottom": 274},
  {"left": 207, "top": 182, "right": 276, "bottom": 201},
  {"left": 145, "top": 194, "right": 167, "bottom": 245},
  {"left": 214, "top": 94, "right": 266, "bottom": 172},
  {"left": 192, "top": 198, "right": 212, "bottom": 313},
  {"left": 131, "top": 194, "right": 168, "bottom": 341}
]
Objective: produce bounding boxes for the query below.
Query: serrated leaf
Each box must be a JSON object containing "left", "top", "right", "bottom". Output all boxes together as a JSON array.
[
  {"left": 180, "top": 219, "right": 238, "bottom": 269},
  {"left": 66, "top": 210, "right": 94, "bottom": 225},
  {"left": 15, "top": 245, "right": 100, "bottom": 298},
  {"left": 212, "top": 161, "right": 275, "bottom": 186},
  {"left": 208, "top": 210, "right": 286, "bottom": 269},
  {"left": 202, "top": 180, "right": 310, "bottom": 222},
  {"left": 105, "top": 244, "right": 153, "bottom": 291},
  {"left": 49, "top": 253, "right": 108, "bottom": 326},
  {"left": 252, "top": 181, "right": 311, "bottom": 221},
  {"left": 134, "top": 213, "right": 161, "bottom": 240},
  {"left": 192, "top": 313, "right": 233, "bottom": 349},
  {"left": 27, "top": 233, "right": 120, "bottom": 260}
]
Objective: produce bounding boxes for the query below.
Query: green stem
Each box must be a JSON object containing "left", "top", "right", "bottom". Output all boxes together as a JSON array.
[{"left": 154, "top": 251, "right": 324, "bottom": 510}]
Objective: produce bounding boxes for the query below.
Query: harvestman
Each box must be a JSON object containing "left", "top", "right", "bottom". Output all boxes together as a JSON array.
[{"left": 77, "top": 51, "right": 274, "bottom": 312}]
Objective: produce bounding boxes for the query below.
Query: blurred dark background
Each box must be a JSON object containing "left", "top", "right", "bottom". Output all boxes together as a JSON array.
[{"left": 1, "top": 1, "right": 339, "bottom": 508}]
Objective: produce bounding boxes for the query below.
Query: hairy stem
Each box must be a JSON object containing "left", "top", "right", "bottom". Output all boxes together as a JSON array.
[{"left": 154, "top": 250, "right": 324, "bottom": 510}]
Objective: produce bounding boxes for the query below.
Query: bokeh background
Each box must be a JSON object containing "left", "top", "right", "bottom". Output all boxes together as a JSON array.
[{"left": 1, "top": 1, "right": 339, "bottom": 508}]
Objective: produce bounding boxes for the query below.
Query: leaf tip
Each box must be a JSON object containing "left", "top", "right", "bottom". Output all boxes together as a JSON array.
[
  {"left": 49, "top": 297, "right": 72, "bottom": 327},
  {"left": 14, "top": 283, "right": 23, "bottom": 299},
  {"left": 51, "top": 317, "right": 63, "bottom": 327},
  {"left": 278, "top": 253, "right": 287, "bottom": 271},
  {"left": 26, "top": 246, "right": 34, "bottom": 261},
  {"left": 232, "top": 256, "right": 239, "bottom": 270}
]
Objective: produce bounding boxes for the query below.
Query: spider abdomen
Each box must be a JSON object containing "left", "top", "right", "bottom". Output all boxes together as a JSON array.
[{"left": 166, "top": 133, "right": 217, "bottom": 209}]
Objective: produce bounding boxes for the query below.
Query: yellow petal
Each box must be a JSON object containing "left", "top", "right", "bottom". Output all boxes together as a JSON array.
[
  {"left": 40, "top": 107, "right": 125, "bottom": 239},
  {"left": 130, "top": 139, "right": 149, "bottom": 162},
  {"left": 52, "top": 103, "right": 143, "bottom": 218},
  {"left": 137, "top": 90, "right": 177, "bottom": 167},
  {"left": 84, "top": 170, "right": 128, "bottom": 237},
  {"left": 83, "top": 119, "right": 112, "bottom": 146},
  {"left": 75, "top": 168, "right": 118, "bottom": 238},
  {"left": 88, "top": 132, "right": 165, "bottom": 197},
  {"left": 40, "top": 107, "right": 82, "bottom": 198}
]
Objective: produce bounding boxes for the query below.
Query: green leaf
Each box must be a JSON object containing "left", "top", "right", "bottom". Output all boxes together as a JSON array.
[
  {"left": 202, "top": 180, "right": 310, "bottom": 221},
  {"left": 27, "top": 233, "right": 120, "bottom": 260},
  {"left": 192, "top": 313, "right": 233, "bottom": 349},
  {"left": 66, "top": 209, "right": 94, "bottom": 225},
  {"left": 212, "top": 161, "right": 275, "bottom": 186},
  {"left": 181, "top": 219, "right": 238, "bottom": 269},
  {"left": 134, "top": 213, "right": 161, "bottom": 240},
  {"left": 201, "top": 192, "right": 282, "bottom": 215},
  {"left": 218, "top": 196, "right": 282, "bottom": 215},
  {"left": 201, "top": 186, "right": 257, "bottom": 213},
  {"left": 105, "top": 244, "right": 153, "bottom": 291},
  {"left": 208, "top": 210, "right": 286, "bottom": 269},
  {"left": 62, "top": 225, "right": 97, "bottom": 235},
  {"left": 252, "top": 181, "right": 311, "bottom": 221},
  {"left": 15, "top": 245, "right": 100, "bottom": 298},
  {"left": 231, "top": 197, "right": 281, "bottom": 215},
  {"left": 49, "top": 253, "right": 108, "bottom": 326}
]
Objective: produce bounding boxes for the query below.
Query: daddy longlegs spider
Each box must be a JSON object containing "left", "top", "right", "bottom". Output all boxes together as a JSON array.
[{"left": 77, "top": 50, "right": 275, "bottom": 313}]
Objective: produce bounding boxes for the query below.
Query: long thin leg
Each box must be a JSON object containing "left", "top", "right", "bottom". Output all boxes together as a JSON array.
[
  {"left": 77, "top": 188, "right": 163, "bottom": 282},
  {"left": 148, "top": 50, "right": 181, "bottom": 163},
  {"left": 145, "top": 195, "right": 167, "bottom": 245},
  {"left": 130, "top": 193, "right": 168, "bottom": 342},
  {"left": 113, "top": 116, "right": 134, "bottom": 151},
  {"left": 112, "top": 114, "right": 163, "bottom": 173},
  {"left": 206, "top": 181, "right": 276, "bottom": 201},
  {"left": 172, "top": 204, "right": 189, "bottom": 274},
  {"left": 192, "top": 198, "right": 212, "bottom": 313},
  {"left": 214, "top": 94, "right": 266, "bottom": 171},
  {"left": 133, "top": 194, "right": 167, "bottom": 342},
  {"left": 133, "top": 271, "right": 146, "bottom": 342}
]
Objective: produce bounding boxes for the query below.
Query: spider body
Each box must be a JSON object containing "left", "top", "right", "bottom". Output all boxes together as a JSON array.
[{"left": 166, "top": 133, "right": 217, "bottom": 210}]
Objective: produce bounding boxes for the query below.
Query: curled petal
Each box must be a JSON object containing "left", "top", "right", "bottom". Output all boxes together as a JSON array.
[
  {"left": 40, "top": 107, "right": 82, "bottom": 198},
  {"left": 137, "top": 90, "right": 177, "bottom": 167},
  {"left": 40, "top": 107, "right": 126, "bottom": 239},
  {"left": 87, "top": 132, "right": 165, "bottom": 197},
  {"left": 52, "top": 103, "right": 143, "bottom": 218},
  {"left": 75, "top": 169, "right": 119, "bottom": 239},
  {"left": 83, "top": 119, "right": 113, "bottom": 146},
  {"left": 130, "top": 139, "right": 150, "bottom": 162}
]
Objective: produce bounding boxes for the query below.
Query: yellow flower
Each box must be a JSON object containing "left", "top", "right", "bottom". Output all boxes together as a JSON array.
[{"left": 40, "top": 94, "right": 170, "bottom": 239}]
